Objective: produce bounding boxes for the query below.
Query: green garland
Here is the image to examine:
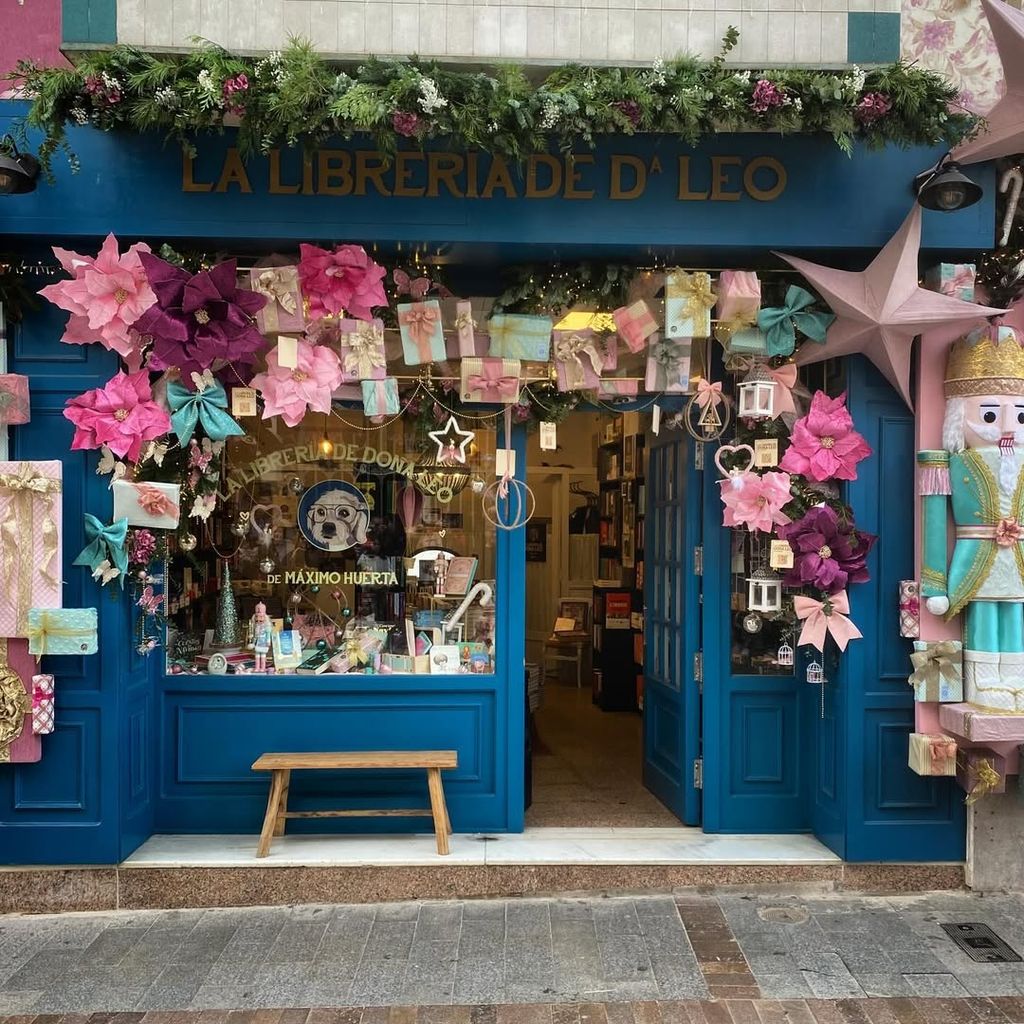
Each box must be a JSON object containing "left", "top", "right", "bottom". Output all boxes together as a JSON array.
[{"left": 6, "top": 36, "right": 975, "bottom": 179}]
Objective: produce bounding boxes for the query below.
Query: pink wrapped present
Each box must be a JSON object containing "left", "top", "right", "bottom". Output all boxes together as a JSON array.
[
  {"left": 957, "top": 747, "right": 1007, "bottom": 801},
  {"left": 112, "top": 479, "right": 181, "bottom": 530},
  {"left": 446, "top": 331, "right": 490, "bottom": 360},
  {"left": 1, "top": 639, "right": 40, "bottom": 763},
  {"left": 908, "top": 732, "right": 956, "bottom": 777},
  {"left": 0, "top": 374, "right": 30, "bottom": 426},
  {"left": 31, "top": 674, "right": 54, "bottom": 735},
  {"left": 337, "top": 318, "right": 386, "bottom": 382},
  {"left": 939, "top": 703, "right": 1024, "bottom": 743},
  {"left": 553, "top": 329, "right": 604, "bottom": 392},
  {"left": 716, "top": 270, "right": 761, "bottom": 324},
  {"left": 925, "top": 263, "right": 975, "bottom": 303},
  {"left": 249, "top": 262, "right": 306, "bottom": 334},
  {"left": 398, "top": 300, "right": 445, "bottom": 365},
  {"left": 454, "top": 301, "right": 478, "bottom": 357},
  {"left": 899, "top": 580, "right": 920, "bottom": 639},
  {"left": 0, "top": 462, "right": 62, "bottom": 639},
  {"left": 613, "top": 301, "right": 658, "bottom": 354},
  {"left": 461, "top": 358, "right": 522, "bottom": 404}
]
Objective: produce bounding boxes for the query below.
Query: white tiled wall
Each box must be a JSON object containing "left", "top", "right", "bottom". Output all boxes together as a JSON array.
[{"left": 116, "top": 0, "right": 863, "bottom": 64}]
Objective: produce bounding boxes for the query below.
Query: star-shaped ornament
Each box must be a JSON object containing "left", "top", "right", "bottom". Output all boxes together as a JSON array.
[
  {"left": 953, "top": 0, "right": 1024, "bottom": 165},
  {"left": 428, "top": 416, "right": 475, "bottom": 464},
  {"left": 774, "top": 205, "right": 1005, "bottom": 408}
]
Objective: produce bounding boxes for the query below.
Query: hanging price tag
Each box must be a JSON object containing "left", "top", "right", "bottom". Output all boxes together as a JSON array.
[
  {"left": 495, "top": 449, "right": 517, "bottom": 477},
  {"left": 540, "top": 422, "right": 557, "bottom": 451},
  {"left": 652, "top": 404, "right": 661, "bottom": 435},
  {"left": 754, "top": 438, "right": 779, "bottom": 467},
  {"left": 276, "top": 335, "right": 299, "bottom": 369},
  {"left": 770, "top": 539, "right": 795, "bottom": 570},
  {"left": 231, "top": 387, "right": 258, "bottom": 417}
]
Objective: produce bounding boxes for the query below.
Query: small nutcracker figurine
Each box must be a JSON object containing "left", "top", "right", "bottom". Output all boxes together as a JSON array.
[{"left": 251, "top": 601, "right": 272, "bottom": 673}]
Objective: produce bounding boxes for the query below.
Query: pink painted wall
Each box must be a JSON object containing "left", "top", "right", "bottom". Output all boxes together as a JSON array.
[{"left": 0, "top": 0, "right": 67, "bottom": 82}]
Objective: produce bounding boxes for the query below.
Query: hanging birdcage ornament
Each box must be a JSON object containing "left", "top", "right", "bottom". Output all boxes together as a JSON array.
[
  {"left": 737, "top": 362, "right": 776, "bottom": 419},
  {"left": 747, "top": 565, "right": 783, "bottom": 613},
  {"left": 777, "top": 641, "right": 795, "bottom": 667},
  {"left": 806, "top": 660, "right": 825, "bottom": 685}
]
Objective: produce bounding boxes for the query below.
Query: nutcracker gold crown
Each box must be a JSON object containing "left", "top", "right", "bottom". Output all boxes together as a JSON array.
[{"left": 944, "top": 329, "right": 1024, "bottom": 397}]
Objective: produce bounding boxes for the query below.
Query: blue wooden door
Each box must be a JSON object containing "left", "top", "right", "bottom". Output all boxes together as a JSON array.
[{"left": 643, "top": 431, "right": 701, "bottom": 825}]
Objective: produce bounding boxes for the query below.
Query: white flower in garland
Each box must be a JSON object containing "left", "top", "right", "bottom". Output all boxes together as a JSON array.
[
  {"left": 101, "top": 72, "right": 122, "bottom": 93},
  {"left": 733, "top": 70, "right": 752, "bottom": 84},
  {"left": 197, "top": 69, "right": 217, "bottom": 94},
  {"left": 539, "top": 97, "right": 560, "bottom": 129},
  {"left": 417, "top": 76, "right": 448, "bottom": 114},
  {"left": 155, "top": 86, "right": 179, "bottom": 108},
  {"left": 846, "top": 64, "right": 866, "bottom": 96},
  {"left": 70, "top": 107, "right": 89, "bottom": 125},
  {"left": 649, "top": 58, "right": 667, "bottom": 88},
  {"left": 254, "top": 50, "right": 286, "bottom": 86}
]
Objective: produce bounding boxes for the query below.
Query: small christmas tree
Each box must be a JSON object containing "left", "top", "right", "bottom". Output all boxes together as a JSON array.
[{"left": 213, "top": 560, "right": 240, "bottom": 646}]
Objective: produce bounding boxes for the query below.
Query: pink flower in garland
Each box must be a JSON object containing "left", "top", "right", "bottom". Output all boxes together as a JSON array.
[
  {"left": 751, "top": 79, "right": 784, "bottom": 113},
  {"left": 39, "top": 234, "right": 156, "bottom": 365},
  {"left": 777, "top": 504, "right": 876, "bottom": 594},
  {"left": 298, "top": 243, "right": 388, "bottom": 321},
  {"left": 613, "top": 100, "right": 642, "bottom": 128},
  {"left": 222, "top": 73, "right": 249, "bottom": 115},
  {"left": 780, "top": 390, "right": 872, "bottom": 482},
  {"left": 855, "top": 92, "right": 893, "bottom": 124},
  {"left": 250, "top": 339, "right": 345, "bottom": 427},
  {"left": 392, "top": 111, "right": 421, "bottom": 137},
  {"left": 64, "top": 370, "right": 171, "bottom": 463},
  {"left": 720, "top": 470, "right": 793, "bottom": 533},
  {"left": 133, "top": 254, "right": 268, "bottom": 377}
]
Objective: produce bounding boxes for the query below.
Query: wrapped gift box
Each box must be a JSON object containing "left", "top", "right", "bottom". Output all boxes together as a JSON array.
[
  {"left": 613, "top": 301, "right": 658, "bottom": 354},
  {"left": 909, "top": 639, "right": 963, "bottom": 703},
  {"left": 461, "top": 357, "right": 522, "bottom": 404},
  {"left": 446, "top": 331, "right": 490, "bottom": 360},
  {"left": 899, "top": 580, "right": 920, "bottom": 639},
  {"left": 249, "top": 263, "right": 305, "bottom": 335},
  {"left": 0, "top": 461, "right": 63, "bottom": 639},
  {"left": 957, "top": 748, "right": 1007, "bottom": 798},
  {"left": 592, "top": 379, "right": 640, "bottom": 398},
  {"left": 665, "top": 270, "right": 714, "bottom": 339},
  {"left": 0, "top": 374, "right": 30, "bottom": 426},
  {"left": 722, "top": 326, "right": 767, "bottom": 355},
  {"left": 488, "top": 314, "right": 553, "bottom": 362},
  {"left": 939, "top": 702, "right": 1024, "bottom": 743},
  {"left": 1, "top": 639, "right": 40, "bottom": 763},
  {"left": 908, "top": 732, "right": 957, "bottom": 777},
  {"left": 553, "top": 329, "right": 604, "bottom": 391},
  {"left": 361, "top": 378, "right": 400, "bottom": 417},
  {"left": 398, "top": 300, "right": 445, "bottom": 365},
  {"left": 112, "top": 479, "right": 181, "bottom": 530},
  {"left": 716, "top": 270, "right": 760, "bottom": 323},
  {"left": 338, "top": 317, "right": 387, "bottom": 382},
  {"left": 925, "top": 263, "right": 975, "bottom": 303},
  {"left": 31, "top": 674, "right": 54, "bottom": 735},
  {"left": 27, "top": 607, "right": 98, "bottom": 657},
  {"left": 645, "top": 336, "right": 691, "bottom": 392}
]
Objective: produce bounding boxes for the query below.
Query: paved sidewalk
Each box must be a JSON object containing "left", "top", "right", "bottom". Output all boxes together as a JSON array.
[{"left": 0, "top": 893, "right": 1023, "bottom": 1014}]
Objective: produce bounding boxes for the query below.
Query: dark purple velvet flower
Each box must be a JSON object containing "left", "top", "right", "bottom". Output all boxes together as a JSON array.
[
  {"left": 613, "top": 100, "right": 642, "bottom": 128},
  {"left": 392, "top": 111, "right": 421, "bottom": 137},
  {"left": 134, "top": 253, "right": 267, "bottom": 378},
  {"left": 751, "top": 78, "right": 784, "bottom": 113},
  {"left": 855, "top": 91, "right": 893, "bottom": 125},
  {"left": 776, "top": 504, "right": 876, "bottom": 594}
]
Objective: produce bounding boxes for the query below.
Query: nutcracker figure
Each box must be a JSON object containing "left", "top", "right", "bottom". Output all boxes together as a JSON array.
[
  {"left": 920, "top": 326, "right": 1024, "bottom": 713},
  {"left": 251, "top": 601, "right": 272, "bottom": 673}
]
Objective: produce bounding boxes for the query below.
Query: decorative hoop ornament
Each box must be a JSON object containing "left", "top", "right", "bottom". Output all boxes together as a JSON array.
[
  {"left": 684, "top": 378, "right": 732, "bottom": 442},
  {"left": 482, "top": 476, "right": 536, "bottom": 530},
  {"left": 713, "top": 443, "right": 755, "bottom": 478}
]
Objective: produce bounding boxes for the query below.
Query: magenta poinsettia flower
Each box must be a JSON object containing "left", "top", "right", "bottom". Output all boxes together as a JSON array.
[
  {"left": 298, "top": 243, "right": 388, "bottom": 321},
  {"left": 777, "top": 504, "right": 877, "bottom": 594},
  {"left": 720, "top": 470, "right": 793, "bottom": 533},
  {"left": 250, "top": 339, "right": 345, "bottom": 427},
  {"left": 133, "top": 254, "right": 268, "bottom": 377},
  {"left": 779, "top": 390, "right": 872, "bottom": 482},
  {"left": 39, "top": 234, "right": 156, "bottom": 364},
  {"left": 64, "top": 370, "right": 171, "bottom": 463}
]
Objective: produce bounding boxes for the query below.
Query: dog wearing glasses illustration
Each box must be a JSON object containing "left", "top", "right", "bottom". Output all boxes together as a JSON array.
[{"left": 297, "top": 480, "right": 370, "bottom": 553}]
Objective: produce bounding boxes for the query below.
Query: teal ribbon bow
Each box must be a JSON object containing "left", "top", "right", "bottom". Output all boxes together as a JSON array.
[
  {"left": 73, "top": 514, "right": 129, "bottom": 589},
  {"left": 756, "top": 286, "right": 836, "bottom": 357},
  {"left": 167, "top": 379, "right": 245, "bottom": 445}
]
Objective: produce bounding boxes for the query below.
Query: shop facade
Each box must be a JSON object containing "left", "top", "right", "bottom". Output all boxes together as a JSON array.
[{"left": 0, "top": 100, "right": 996, "bottom": 867}]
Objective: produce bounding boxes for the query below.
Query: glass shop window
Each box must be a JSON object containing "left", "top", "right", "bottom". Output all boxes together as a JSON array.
[{"left": 165, "top": 412, "right": 497, "bottom": 676}]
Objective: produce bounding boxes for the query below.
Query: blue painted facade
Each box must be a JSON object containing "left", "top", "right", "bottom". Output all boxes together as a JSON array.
[{"left": 0, "top": 102, "right": 985, "bottom": 864}]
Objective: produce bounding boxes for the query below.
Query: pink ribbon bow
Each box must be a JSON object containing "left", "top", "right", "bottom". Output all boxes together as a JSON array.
[
  {"left": 948, "top": 266, "right": 974, "bottom": 294},
  {"left": 467, "top": 366, "right": 519, "bottom": 402},
  {"left": 135, "top": 484, "right": 178, "bottom": 519},
  {"left": 695, "top": 379, "right": 723, "bottom": 410},
  {"left": 793, "top": 590, "right": 863, "bottom": 652},
  {"left": 399, "top": 304, "right": 440, "bottom": 359},
  {"left": 996, "top": 516, "right": 1023, "bottom": 547},
  {"left": 32, "top": 678, "right": 52, "bottom": 709},
  {"left": 929, "top": 735, "right": 956, "bottom": 773},
  {"left": 766, "top": 363, "right": 798, "bottom": 418}
]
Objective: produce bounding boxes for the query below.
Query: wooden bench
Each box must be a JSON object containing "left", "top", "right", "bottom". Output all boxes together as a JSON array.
[{"left": 251, "top": 750, "right": 458, "bottom": 858}]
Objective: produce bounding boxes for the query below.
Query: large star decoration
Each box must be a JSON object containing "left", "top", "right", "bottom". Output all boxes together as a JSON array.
[
  {"left": 953, "top": 0, "right": 1024, "bottom": 165},
  {"left": 774, "top": 205, "right": 1005, "bottom": 408},
  {"left": 428, "top": 416, "right": 475, "bottom": 464}
]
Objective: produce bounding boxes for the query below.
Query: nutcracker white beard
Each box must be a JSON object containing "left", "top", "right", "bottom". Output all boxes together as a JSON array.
[{"left": 944, "top": 397, "right": 1024, "bottom": 494}]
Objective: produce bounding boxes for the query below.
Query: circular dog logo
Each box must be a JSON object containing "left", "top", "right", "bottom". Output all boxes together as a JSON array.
[{"left": 297, "top": 480, "right": 370, "bottom": 553}]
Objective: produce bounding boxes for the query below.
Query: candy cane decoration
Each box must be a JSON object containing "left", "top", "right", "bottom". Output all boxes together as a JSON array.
[{"left": 1000, "top": 166, "right": 1024, "bottom": 247}]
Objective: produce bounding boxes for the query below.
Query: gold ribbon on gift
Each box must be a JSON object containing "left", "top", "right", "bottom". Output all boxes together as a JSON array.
[
  {"left": 670, "top": 271, "right": 717, "bottom": 323},
  {"left": 965, "top": 756, "right": 1001, "bottom": 805},
  {"left": 253, "top": 267, "right": 299, "bottom": 316},
  {"left": 714, "top": 309, "right": 758, "bottom": 345},
  {"left": 0, "top": 464, "right": 61, "bottom": 635},
  {"left": 0, "top": 639, "right": 30, "bottom": 764},
  {"left": 454, "top": 310, "right": 477, "bottom": 333},
  {"left": 26, "top": 611, "right": 93, "bottom": 657},
  {"left": 908, "top": 640, "right": 962, "bottom": 692},
  {"left": 343, "top": 321, "right": 386, "bottom": 380}
]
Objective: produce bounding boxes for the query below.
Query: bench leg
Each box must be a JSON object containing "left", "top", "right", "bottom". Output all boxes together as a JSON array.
[
  {"left": 274, "top": 769, "right": 291, "bottom": 837},
  {"left": 257, "top": 770, "right": 285, "bottom": 858},
  {"left": 426, "top": 767, "right": 450, "bottom": 855}
]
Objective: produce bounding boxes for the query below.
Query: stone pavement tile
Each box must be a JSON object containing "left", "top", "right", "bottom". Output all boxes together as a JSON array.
[
  {"left": 951, "top": 977, "right": 1023, "bottom": 1000},
  {"left": 305, "top": 1013, "right": 360, "bottom": 1024},
  {"left": 778, "top": 1001, "right": 817, "bottom": 1024},
  {"left": 418, "top": 1008, "right": 471, "bottom": 1024},
  {"left": 551, "top": 1007, "right": 580, "bottom": 1024},
  {"left": 806, "top": 1002, "right": 847, "bottom": 1024},
  {"left": 139, "top": 1014, "right": 202, "bottom": 1024},
  {"left": 187, "top": 987, "right": 261, "bottom": 1011},
  {"left": 722, "top": 1000, "right": 759, "bottom": 1024},
  {"left": 170, "top": 931, "right": 237, "bottom": 967},
  {"left": 468, "top": 1008, "right": 498, "bottom": 1024},
  {"left": 752, "top": 1000, "right": 790, "bottom": 1024},
  {"left": 696, "top": 1001, "right": 732, "bottom": 1024},
  {"left": 599, "top": 937, "right": 652, "bottom": 983},
  {"left": 904, "top": 979, "right": 971, "bottom": 1000},
  {"left": 495, "top": 1006, "right": 553, "bottom": 1024},
  {"left": 600, "top": 1006, "right": 632, "bottom": 1024},
  {"left": 506, "top": 905, "right": 553, "bottom": 939},
  {"left": 704, "top": 986, "right": 761, "bottom": 1001},
  {"left": 592, "top": 907, "right": 642, "bottom": 940},
  {"left": 452, "top": 959, "right": 505, "bottom": 1006},
  {"left": 383, "top": 1010, "right": 416, "bottom": 1024},
  {"left": 965, "top": 999, "right": 1016, "bottom": 1024},
  {"left": 413, "top": 905, "right": 463, "bottom": 943},
  {"left": 632, "top": 1003, "right": 665, "bottom": 1024},
  {"left": 360, "top": 925, "right": 416, "bottom": 963},
  {"left": 831, "top": 1001, "right": 872, "bottom": 1024},
  {"left": 0, "top": 993, "right": 43, "bottom": 1013},
  {"left": 375, "top": 906, "right": 419, "bottom": 923},
  {"left": 134, "top": 966, "right": 213, "bottom": 1011},
  {"left": 2, "top": 950, "right": 85, "bottom": 989},
  {"left": 577, "top": 1004, "right": 608, "bottom": 1024}
]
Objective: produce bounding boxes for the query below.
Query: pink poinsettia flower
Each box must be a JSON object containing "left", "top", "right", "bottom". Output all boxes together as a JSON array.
[
  {"left": 64, "top": 370, "right": 171, "bottom": 463},
  {"left": 250, "top": 339, "right": 345, "bottom": 427},
  {"left": 780, "top": 390, "right": 872, "bottom": 482},
  {"left": 298, "top": 243, "right": 388, "bottom": 321},
  {"left": 720, "top": 470, "right": 793, "bottom": 533},
  {"left": 133, "top": 254, "right": 268, "bottom": 377},
  {"left": 39, "top": 234, "right": 156, "bottom": 364}
]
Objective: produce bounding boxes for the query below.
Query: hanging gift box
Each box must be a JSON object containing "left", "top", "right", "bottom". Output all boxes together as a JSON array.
[
  {"left": 613, "top": 301, "right": 659, "bottom": 354},
  {"left": 31, "top": 674, "right": 54, "bottom": 735},
  {"left": 26, "top": 607, "right": 98, "bottom": 657},
  {"left": 957, "top": 748, "right": 1007, "bottom": 801},
  {"left": 398, "top": 300, "right": 445, "bottom": 365},
  {"left": 0, "top": 639, "right": 40, "bottom": 763},
  {"left": 720, "top": 324, "right": 767, "bottom": 355},
  {"left": 925, "top": 263, "right": 975, "bottom": 303},
  {"left": 336, "top": 317, "right": 386, "bottom": 382},
  {"left": 908, "top": 732, "right": 957, "bottom": 777},
  {"left": 0, "top": 461, "right": 63, "bottom": 640},
  {"left": 601, "top": 335, "right": 619, "bottom": 372},
  {"left": 644, "top": 336, "right": 691, "bottom": 392},
  {"left": 716, "top": 270, "right": 761, "bottom": 322},
  {"left": 0, "top": 374, "right": 30, "bottom": 426},
  {"left": 361, "top": 377, "right": 400, "bottom": 417},
  {"left": 488, "top": 314, "right": 553, "bottom": 362},
  {"left": 899, "top": 580, "right": 920, "bottom": 639},
  {"left": 461, "top": 357, "right": 522, "bottom": 404},
  {"left": 665, "top": 270, "right": 715, "bottom": 339},
  {"left": 908, "top": 639, "right": 963, "bottom": 703},
  {"left": 112, "top": 479, "right": 181, "bottom": 530},
  {"left": 454, "top": 300, "right": 479, "bottom": 358},
  {"left": 446, "top": 331, "right": 490, "bottom": 360},
  {"left": 553, "top": 329, "right": 605, "bottom": 391},
  {"left": 249, "top": 263, "right": 305, "bottom": 335}
]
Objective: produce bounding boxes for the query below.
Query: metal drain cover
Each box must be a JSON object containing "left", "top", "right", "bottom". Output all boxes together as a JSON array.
[
  {"left": 942, "top": 923, "right": 1022, "bottom": 963},
  {"left": 758, "top": 906, "right": 810, "bottom": 924}
]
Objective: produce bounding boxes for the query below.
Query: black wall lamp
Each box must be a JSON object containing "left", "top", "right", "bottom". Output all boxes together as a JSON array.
[
  {"left": 0, "top": 135, "right": 40, "bottom": 195},
  {"left": 914, "top": 151, "right": 983, "bottom": 212}
]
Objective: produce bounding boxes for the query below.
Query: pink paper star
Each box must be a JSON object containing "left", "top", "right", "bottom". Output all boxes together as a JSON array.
[
  {"left": 953, "top": 0, "right": 1024, "bottom": 164},
  {"left": 774, "top": 205, "right": 1005, "bottom": 408}
]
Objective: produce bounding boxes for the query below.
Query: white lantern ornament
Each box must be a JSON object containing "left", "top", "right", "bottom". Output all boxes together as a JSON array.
[
  {"left": 738, "top": 362, "right": 776, "bottom": 419},
  {"left": 747, "top": 566, "right": 783, "bottom": 613}
]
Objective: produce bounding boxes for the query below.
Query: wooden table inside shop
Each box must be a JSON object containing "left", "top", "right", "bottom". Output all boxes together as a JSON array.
[{"left": 251, "top": 750, "right": 458, "bottom": 857}]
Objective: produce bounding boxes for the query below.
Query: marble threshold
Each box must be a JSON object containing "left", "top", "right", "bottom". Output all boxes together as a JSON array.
[{"left": 122, "top": 827, "right": 842, "bottom": 868}]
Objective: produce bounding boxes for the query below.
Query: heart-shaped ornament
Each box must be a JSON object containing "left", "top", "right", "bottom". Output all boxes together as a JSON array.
[{"left": 714, "top": 443, "right": 755, "bottom": 478}]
